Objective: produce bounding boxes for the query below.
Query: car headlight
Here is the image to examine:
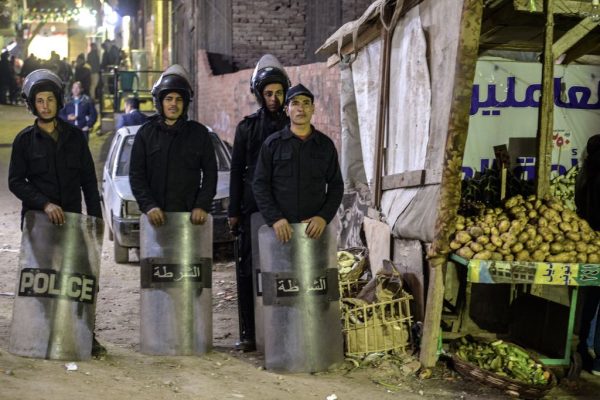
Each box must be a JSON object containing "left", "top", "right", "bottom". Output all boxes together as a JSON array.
[{"left": 123, "top": 200, "right": 141, "bottom": 217}]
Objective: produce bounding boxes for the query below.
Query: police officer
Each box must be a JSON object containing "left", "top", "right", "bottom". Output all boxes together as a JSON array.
[
  {"left": 253, "top": 84, "right": 343, "bottom": 242},
  {"left": 129, "top": 64, "right": 217, "bottom": 226},
  {"left": 8, "top": 68, "right": 105, "bottom": 356},
  {"left": 228, "top": 55, "right": 290, "bottom": 352}
]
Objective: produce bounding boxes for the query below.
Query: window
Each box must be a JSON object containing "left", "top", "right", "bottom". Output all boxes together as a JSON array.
[{"left": 116, "top": 136, "right": 135, "bottom": 176}]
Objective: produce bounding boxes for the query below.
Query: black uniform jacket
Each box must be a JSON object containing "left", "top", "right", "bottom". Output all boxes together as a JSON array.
[
  {"left": 129, "top": 116, "right": 217, "bottom": 213},
  {"left": 575, "top": 164, "right": 600, "bottom": 231},
  {"left": 228, "top": 108, "right": 288, "bottom": 218},
  {"left": 253, "top": 125, "right": 343, "bottom": 226},
  {"left": 8, "top": 118, "right": 102, "bottom": 219}
]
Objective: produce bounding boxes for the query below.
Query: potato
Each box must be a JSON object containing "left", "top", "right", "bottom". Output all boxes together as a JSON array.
[
  {"left": 505, "top": 195, "right": 521, "bottom": 209},
  {"left": 566, "top": 232, "right": 581, "bottom": 242},
  {"left": 550, "top": 242, "right": 564, "bottom": 255},
  {"left": 491, "top": 227, "right": 500, "bottom": 236},
  {"left": 587, "top": 245, "right": 599, "bottom": 254},
  {"left": 470, "top": 242, "right": 484, "bottom": 253},
  {"left": 491, "top": 252, "right": 503, "bottom": 261},
  {"left": 576, "top": 242, "right": 589, "bottom": 253},
  {"left": 525, "top": 226, "right": 537, "bottom": 238},
  {"left": 517, "top": 232, "right": 530, "bottom": 243},
  {"left": 592, "top": 238, "right": 600, "bottom": 247},
  {"left": 525, "top": 240, "right": 537, "bottom": 252},
  {"left": 542, "top": 232, "right": 554, "bottom": 243},
  {"left": 588, "top": 253, "right": 600, "bottom": 264},
  {"left": 490, "top": 234, "right": 503, "bottom": 248},
  {"left": 561, "top": 209, "right": 575, "bottom": 223},
  {"left": 498, "top": 247, "right": 511, "bottom": 256},
  {"left": 547, "top": 252, "right": 574, "bottom": 263},
  {"left": 494, "top": 208, "right": 503, "bottom": 215},
  {"left": 581, "top": 231, "right": 593, "bottom": 243},
  {"left": 515, "top": 250, "right": 530, "bottom": 262},
  {"left": 562, "top": 241, "right": 576, "bottom": 252},
  {"left": 500, "top": 232, "right": 516, "bottom": 245},
  {"left": 537, "top": 216, "right": 549, "bottom": 228},
  {"left": 570, "top": 220, "right": 580, "bottom": 233},
  {"left": 554, "top": 233, "right": 565, "bottom": 243},
  {"left": 534, "top": 199, "right": 543, "bottom": 209},
  {"left": 450, "top": 240, "right": 462, "bottom": 250},
  {"left": 456, "top": 215, "right": 466, "bottom": 225},
  {"left": 548, "top": 224, "right": 560, "bottom": 235},
  {"left": 484, "top": 214, "right": 496, "bottom": 225},
  {"left": 576, "top": 253, "right": 588, "bottom": 263},
  {"left": 477, "top": 235, "right": 490, "bottom": 245},
  {"left": 538, "top": 242, "right": 550, "bottom": 253},
  {"left": 473, "top": 250, "right": 492, "bottom": 260},
  {"left": 456, "top": 247, "right": 474, "bottom": 259},
  {"left": 498, "top": 220, "right": 510, "bottom": 233},
  {"left": 484, "top": 243, "right": 497, "bottom": 252},
  {"left": 505, "top": 254, "right": 515, "bottom": 261},
  {"left": 511, "top": 242, "right": 524, "bottom": 253},
  {"left": 455, "top": 231, "right": 472, "bottom": 244},
  {"left": 524, "top": 201, "right": 534, "bottom": 210},
  {"left": 547, "top": 199, "right": 564, "bottom": 212},
  {"left": 543, "top": 209, "right": 561, "bottom": 223},
  {"left": 455, "top": 223, "right": 465, "bottom": 231},
  {"left": 532, "top": 250, "right": 546, "bottom": 262},
  {"left": 559, "top": 222, "right": 572, "bottom": 232},
  {"left": 468, "top": 226, "right": 484, "bottom": 238},
  {"left": 533, "top": 234, "right": 544, "bottom": 246}
]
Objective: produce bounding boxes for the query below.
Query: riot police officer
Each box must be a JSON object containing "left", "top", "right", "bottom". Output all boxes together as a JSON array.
[
  {"left": 129, "top": 64, "right": 217, "bottom": 226},
  {"left": 228, "top": 55, "right": 290, "bottom": 351},
  {"left": 8, "top": 69, "right": 105, "bottom": 357}
]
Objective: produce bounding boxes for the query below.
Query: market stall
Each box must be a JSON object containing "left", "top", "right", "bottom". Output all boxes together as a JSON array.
[{"left": 317, "top": 0, "right": 600, "bottom": 375}]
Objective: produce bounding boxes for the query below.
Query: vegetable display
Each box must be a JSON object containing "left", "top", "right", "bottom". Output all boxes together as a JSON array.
[
  {"left": 451, "top": 194, "right": 599, "bottom": 263},
  {"left": 455, "top": 337, "right": 551, "bottom": 386}
]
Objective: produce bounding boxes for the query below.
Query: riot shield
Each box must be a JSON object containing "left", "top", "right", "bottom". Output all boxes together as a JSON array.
[
  {"left": 250, "top": 212, "right": 265, "bottom": 353},
  {"left": 139, "top": 212, "right": 212, "bottom": 355},
  {"left": 259, "top": 222, "right": 343, "bottom": 373},
  {"left": 9, "top": 211, "right": 104, "bottom": 360}
]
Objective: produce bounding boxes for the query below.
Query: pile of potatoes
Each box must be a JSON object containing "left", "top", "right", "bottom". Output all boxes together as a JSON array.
[{"left": 450, "top": 194, "right": 600, "bottom": 263}]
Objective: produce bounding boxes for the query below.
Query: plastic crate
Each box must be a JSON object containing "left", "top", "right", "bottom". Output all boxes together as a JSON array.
[{"left": 341, "top": 291, "right": 413, "bottom": 356}]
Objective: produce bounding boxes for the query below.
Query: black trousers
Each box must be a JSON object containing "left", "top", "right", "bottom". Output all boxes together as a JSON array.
[
  {"left": 236, "top": 214, "right": 255, "bottom": 340},
  {"left": 578, "top": 287, "right": 600, "bottom": 370}
]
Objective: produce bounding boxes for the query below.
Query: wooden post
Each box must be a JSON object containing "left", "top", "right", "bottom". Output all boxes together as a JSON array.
[
  {"left": 419, "top": 0, "right": 483, "bottom": 368},
  {"left": 535, "top": 0, "right": 555, "bottom": 198}
]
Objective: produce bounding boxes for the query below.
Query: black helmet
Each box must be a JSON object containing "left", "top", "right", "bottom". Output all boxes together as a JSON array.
[
  {"left": 151, "top": 64, "right": 194, "bottom": 117},
  {"left": 250, "top": 54, "right": 290, "bottom": 107},
  {"left": 21, "top": 69, "right": 64, "bottom": 116}
]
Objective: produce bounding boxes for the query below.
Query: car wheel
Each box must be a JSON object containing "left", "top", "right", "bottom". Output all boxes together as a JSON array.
[{"left": 114, "top": 239, "right": 129, "bottom": 263}]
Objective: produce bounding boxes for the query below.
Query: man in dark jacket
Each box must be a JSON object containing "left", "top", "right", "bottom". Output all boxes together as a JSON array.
[
  {"left": 8, "top": 69, "right": 104, "bottom": 356},
  {"left": 575, "top": 134, "right": 600, "bottom": 375},
  {"left": 129, "top": 64, "right": 217, "bottom": 226},
  {"left": 228, "top": 55, "right": 290, "bottom": 352},
  {"left": 59, "top": 81, "right": 97, "bottom": 141},
  {"left": 253, "top": 84, "right": 343, "bottom": 242},
  {"left": 116, "top": 97, "right": 148, "bottom": 129}
]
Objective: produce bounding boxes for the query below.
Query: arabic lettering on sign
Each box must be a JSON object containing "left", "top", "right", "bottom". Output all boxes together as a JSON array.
[
  {"left": 151, "top": 264, "right": 202, "bottom": 283},
  {"left": 461, "top": 156, "right": 578, "bottom": 179},
  {"left": 276, "top": 278, "right": 300, "bottom": 297},
  {"left": 470, "top": 77, "right": 600, "bottom": 116},
  {"left": 275, "top": 276, "right": 329, "bottom": 297}
]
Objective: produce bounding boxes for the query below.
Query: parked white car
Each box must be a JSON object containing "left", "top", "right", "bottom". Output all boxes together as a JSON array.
[{"left": 101, "top": 125, "right": 233, "bottom": 263}]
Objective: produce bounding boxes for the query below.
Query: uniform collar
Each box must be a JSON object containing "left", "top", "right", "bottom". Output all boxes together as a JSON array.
[{"left": 281, "top": 125, "right": 320, "bottom": 143}]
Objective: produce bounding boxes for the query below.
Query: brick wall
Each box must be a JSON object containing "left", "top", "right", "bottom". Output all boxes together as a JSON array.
[
  {"left": 195, "top": 50, "right": 341, "bottom": 150},
  {"left": 230, "top": 0, "right": 375, "bottom": 69}
]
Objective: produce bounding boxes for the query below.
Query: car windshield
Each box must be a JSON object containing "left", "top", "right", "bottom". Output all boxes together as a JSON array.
[{"left": 115, "top": 132, "right": 231, "bottom": 176}]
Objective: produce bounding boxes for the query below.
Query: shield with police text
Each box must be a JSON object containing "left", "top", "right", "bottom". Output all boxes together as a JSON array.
[
  {"left": 140, "top": 212, "right": 213, "bottom": 356},
  {"left": 259, "top": 222, "right": 343, "bottom": 373},
  {"left": 9, "top": 211, "right": 104, "bottom": 360}
]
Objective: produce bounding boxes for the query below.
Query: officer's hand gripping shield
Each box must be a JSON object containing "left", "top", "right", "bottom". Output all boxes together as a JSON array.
[
  {"left": 9, "top": 211, "right": 104, "bottom": 360},
  {"left": 139, "top": 212, "right": 212, "bottom": 355},
  {"left": 259, "top": 222, "right": 344, "bottom": 372}
]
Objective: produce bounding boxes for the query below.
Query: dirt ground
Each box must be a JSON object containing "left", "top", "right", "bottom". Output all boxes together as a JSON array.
[{"left": 0, "top": 104, "right": 599, "bottom": 399}]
